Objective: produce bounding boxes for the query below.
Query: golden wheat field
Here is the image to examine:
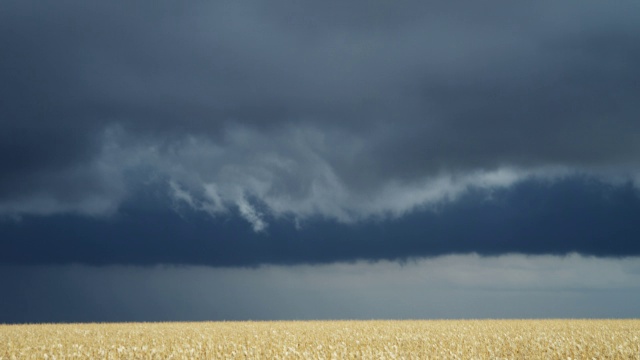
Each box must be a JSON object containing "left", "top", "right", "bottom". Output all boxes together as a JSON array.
[{"left": 1, "top": 319, "right": 639, "bottom": 359}]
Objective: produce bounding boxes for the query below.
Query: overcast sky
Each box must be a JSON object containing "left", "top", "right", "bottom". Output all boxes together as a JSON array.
[{"left": 1, "top": 0, "right": 640, "bottom": 323}]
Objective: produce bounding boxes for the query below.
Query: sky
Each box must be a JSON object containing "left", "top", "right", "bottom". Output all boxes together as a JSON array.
[{"left": 1, "top": 0, "right": 640, "bottom": 323}]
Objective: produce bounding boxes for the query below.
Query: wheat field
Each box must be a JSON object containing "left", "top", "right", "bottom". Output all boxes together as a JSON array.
[{"left": 1, "top": 319, "right": 639, "bottom": 359}]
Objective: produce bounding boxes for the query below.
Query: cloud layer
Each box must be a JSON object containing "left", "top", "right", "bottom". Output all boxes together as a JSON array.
[
  {"left": 2, "top": 254, "right": 640, "bottom": 323},
  {"left": 2, "top": 0, "right": 640, "bottom": 229},
  {"left": 2, "top": 177, "right": 639, "bottom": 266}
]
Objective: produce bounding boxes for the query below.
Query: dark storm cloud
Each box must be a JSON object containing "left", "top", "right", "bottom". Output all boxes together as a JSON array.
[
  {"left": 0, "top": 1, "right": 127, "bottom": 215},
  {"left": 2, "top": 177, "right": 639, "bottom": 267},
  {"left": 1, "top": 0, "right": 640, "bottom": 224}
]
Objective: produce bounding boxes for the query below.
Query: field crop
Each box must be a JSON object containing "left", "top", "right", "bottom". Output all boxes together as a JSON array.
[{"left": 1, "top": 319, "right": 639, "bottom": 359}]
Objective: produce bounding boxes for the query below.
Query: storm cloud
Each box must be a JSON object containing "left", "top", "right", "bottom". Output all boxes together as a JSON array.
[
  {"left": 4, "top": 1, "right": 640, "bottom": 324},
  {"left": 2, "top": 254, "right": 640, "bottom": 323},
  {"left": 2, "top": 0, "right": 640, "bottom": 230},
  {"left": 2, "top": 176, "right": 640, "bottom": 267}
]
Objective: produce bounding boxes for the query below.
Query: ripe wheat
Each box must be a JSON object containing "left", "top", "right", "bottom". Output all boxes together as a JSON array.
[{"left": 1, "top": 319, "right": 639, "bottom": 359}]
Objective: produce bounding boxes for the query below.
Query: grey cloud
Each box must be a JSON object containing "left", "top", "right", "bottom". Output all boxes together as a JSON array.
[
  {"left": 1, "top": 0, "right": 640, "bottom": 224},
  {"left": 2, "top": 255, "right": 640, "bottom": 323},
  {"left": 3, "top": 176, "right": 640, "bottom": 266}
]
